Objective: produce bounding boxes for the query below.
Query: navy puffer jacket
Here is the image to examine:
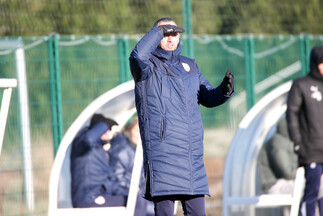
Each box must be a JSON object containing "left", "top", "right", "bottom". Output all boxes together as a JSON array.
[
  {"left": 109, "top": 133, "right": 145, "bottom": 196},
  {"left": 129, "top": 27, "right": 231, "bottom": 198},
  {"left": 70, "top": 122, "right": 116, "bottom": 207}
]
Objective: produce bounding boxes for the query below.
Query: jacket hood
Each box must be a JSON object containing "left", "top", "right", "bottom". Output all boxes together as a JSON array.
[
  {"left": 152, "top": 41, "right": 182, "bottom": 63},
  {"left": 309, "top": 46, "right": 323, "bottom": 81}
]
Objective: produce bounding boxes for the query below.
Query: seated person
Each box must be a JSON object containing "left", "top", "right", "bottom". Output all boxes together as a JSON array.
[
  {"left": 109, "top": 116, "right": 148, "bottom": 216},
  {"left": 70, "top": 113, "right": 124, "bottom": 208},
  {"left": 258, "top": 117, "right": 298, "bottom": 194}
]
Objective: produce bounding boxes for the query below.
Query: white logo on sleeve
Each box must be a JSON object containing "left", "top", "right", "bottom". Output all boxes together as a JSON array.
[
  {"left": 182, "top": 63, "right": 190, "bottom": 72},
  {"left": 310, "top": 85, "right": 322, "bottom": 102}
]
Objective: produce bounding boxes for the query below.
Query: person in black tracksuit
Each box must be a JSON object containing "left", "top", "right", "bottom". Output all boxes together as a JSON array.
[{"left": 287, "top": 46, "right": 323, "bottom": 216}]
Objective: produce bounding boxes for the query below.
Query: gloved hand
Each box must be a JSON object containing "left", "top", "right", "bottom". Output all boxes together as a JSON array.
[
  {"left": 157, "top": 25, "right": 185, "bottom": 34},
  {"left": 220, "top": 70, "right": 234, "bottom": 96}
]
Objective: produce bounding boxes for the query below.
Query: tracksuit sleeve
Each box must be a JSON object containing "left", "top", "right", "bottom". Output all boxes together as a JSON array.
[
  {"left": 286, "top": 81, "right": 303, "bottom": 143},
  {"left": 198, "top": 71, "right": 231, "bottom": 107},
  {"left": 72, "top": 122, "right": 109, "bottom": 156},
  {"left": 129, "top": 27, "right": 163, "bottom": 82}
]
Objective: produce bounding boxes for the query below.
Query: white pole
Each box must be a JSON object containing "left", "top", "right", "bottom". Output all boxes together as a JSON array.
[
  {"left": 126, "top": 138, "right": 143, "bottom": 216},
  {"left": 15, "top": 47, "right": 35, "bottom": 211},
  {"left": 0, "top": 79, "right": 17, "bottom": 157}
]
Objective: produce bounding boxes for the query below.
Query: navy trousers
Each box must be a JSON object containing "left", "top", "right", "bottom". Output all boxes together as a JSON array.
[
  {"left": 153, "top": 195, "right": 205, "bottom": 216},
  {"left": 301, "top": 163, "right": 323, "bottom": 216}
]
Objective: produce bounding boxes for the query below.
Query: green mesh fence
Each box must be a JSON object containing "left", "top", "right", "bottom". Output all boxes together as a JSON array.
[{"left": 0, "top": 34, "right": 322, "bottom": 215}]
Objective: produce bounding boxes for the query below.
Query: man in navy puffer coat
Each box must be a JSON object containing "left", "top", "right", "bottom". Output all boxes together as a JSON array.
[{"left": 129, "top": 17, "right": 234, "bottom": 215}]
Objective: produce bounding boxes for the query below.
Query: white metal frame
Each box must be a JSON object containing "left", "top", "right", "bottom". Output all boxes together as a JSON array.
[
  {"left": 0, "top": 78, "right": 17, "bottom": 157},
  {"left": 223, "top": 81, "right": 305, "bottom": 216},
  {"left": 1, "top": 40, "right": 35, "bottom": 210}
]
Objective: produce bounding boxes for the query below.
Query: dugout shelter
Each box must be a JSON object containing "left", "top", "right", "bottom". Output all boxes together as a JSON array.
[
  {"left": 48, "top": 80, "right": 141, "bottom": 216},
  {"left": 223, "top": 81, "right": 305, "bottom": 216}
]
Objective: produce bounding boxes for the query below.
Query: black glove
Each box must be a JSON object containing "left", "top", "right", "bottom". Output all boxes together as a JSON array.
[
  {"left": 157, "top": 25, "right": 185, "bottom": 34},
  {"left": 89, "top": 114, "right": 118, "bottom": 129},
  {"left": 220, "top": 70, "right": 234, "bottom": 96}
]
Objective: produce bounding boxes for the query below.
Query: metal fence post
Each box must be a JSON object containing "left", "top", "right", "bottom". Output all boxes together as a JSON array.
[
  {"left": 299, "top": 34, "right": 310, "bottom": 76},
  {"left": 244, "top": 36, "right": 256, "bottom": 110},
  {"left": 48, "top": 34, "right": 63, "bottom": 156},
  {"left": 118, "top": 36, "right": 131, "bottom": 83},
  {"left": 182, "top": 0, "right": 194, "bottom": 58},
  {"left": 15, "top": 46, "right": 35, "bottom": 211}
]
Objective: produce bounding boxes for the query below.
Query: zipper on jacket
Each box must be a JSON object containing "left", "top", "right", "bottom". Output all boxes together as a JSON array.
[
  {"left": 146, "top": 161, "right": 153, "bottom": 196},
  {"left": 160, "top": 117, "right": 165, "bottom": 141},
  {"left": 183, "top": 82, "right": 194, "bottom": 194}
]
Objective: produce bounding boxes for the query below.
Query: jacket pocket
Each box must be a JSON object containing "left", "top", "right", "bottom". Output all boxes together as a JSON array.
[{"left": 160, "top": 117, "right": 166, "bottom": 140}]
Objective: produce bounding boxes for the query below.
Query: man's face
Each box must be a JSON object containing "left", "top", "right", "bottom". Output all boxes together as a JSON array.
[
  {"left": 129, "top": 123, "right": 140, "bottom": 145},
  {"left": 319, "top": 63, "right": 323, "bottom": 75},
  {"left": 157, "top": 21, "right": 180, "bottom": 51}
]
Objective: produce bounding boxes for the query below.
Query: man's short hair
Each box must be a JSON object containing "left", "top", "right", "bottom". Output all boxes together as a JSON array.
[
  {"left": 89, "top": 114, "right": 118, "bottom": 129},
  {"left": 154, "top": 17, "right": 177, "bottom": 27}
]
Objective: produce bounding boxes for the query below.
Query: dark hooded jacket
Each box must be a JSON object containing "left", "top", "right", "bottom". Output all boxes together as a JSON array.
[
  {"left": 287, "top": 46, "right": 323, "bottom": 165},
  {"left": 129, "top": 26, "right": 231, "bottom": 198},
  {"left": 70, "top": 122, "right": 116, "bottom": 207},
  {"left": 109, "top": 133, "right": 145, "bottom": 196}
]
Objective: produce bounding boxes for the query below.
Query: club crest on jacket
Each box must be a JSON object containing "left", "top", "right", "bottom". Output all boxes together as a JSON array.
[
  {"left": 310, "top": 85, "right": 322, "bottom": 102},
  {"left": 182, "top": 62, "right": 190, "bottom": 72}
]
